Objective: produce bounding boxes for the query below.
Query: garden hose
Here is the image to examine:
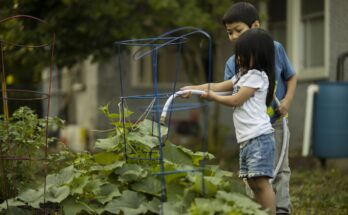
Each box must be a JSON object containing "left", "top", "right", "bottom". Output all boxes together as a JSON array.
[{"left": 160, "top": 89, "right": 288, "bottom": 180}]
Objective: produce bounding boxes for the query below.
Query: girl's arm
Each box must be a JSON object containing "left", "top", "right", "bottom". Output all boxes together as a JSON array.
[
  {"left": 202, "top": 86, "right": 257, "bottom": 107},
  {"left": 181, "top": 80, "right": 233, "bottom": 92}
]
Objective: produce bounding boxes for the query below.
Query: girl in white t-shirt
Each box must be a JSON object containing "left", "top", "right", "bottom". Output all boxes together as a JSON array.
[{"left": 181, "top": 28, "right": 276, "bottom": 214}]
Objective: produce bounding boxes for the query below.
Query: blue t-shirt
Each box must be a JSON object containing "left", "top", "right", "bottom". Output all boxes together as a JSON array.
[{"left": 224, "top": 41, "right": 295, "bottom": 122}]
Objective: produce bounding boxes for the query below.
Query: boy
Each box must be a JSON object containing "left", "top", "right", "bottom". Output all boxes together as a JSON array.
[{"left": 222, "top": 2, "right": 297, "bottom": 215}]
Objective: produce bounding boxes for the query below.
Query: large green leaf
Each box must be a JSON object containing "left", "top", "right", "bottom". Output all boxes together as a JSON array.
[
  {"left": 46, "top": 165, "right": 77, "bottom": 187},
  {"left": 62, "top": 196, "right": 91, "bottom": 215},
  {"left": 144, "top": 198, "right": 161, "bottom": 214},
  {"left": 0, "top": 198, "right": 26, "bottom": 210},
  {"left": 17, "top": 188, "right": 44, "bottom": 209},
  {"left": 216, "top": 191, "right": 268, "bottom": 215},
  {"left": 163, "top": 143, "right": 192, "bottom": 165},
  {"left": 137, "top": 119, "right": 168, "bottom": 137},
  {"left": 95, "top": 136, "right": 120, "bottom": 150},
  {"left": 0, "top": 206, "right": 33, "bottom": 215},
  {"left": 166, "top": 183, "right": 186, "bottom": 203},
  {"left": 192, "top": 175, "right": 219, "bottom": 197},
  {"left": 93, "top": 151, "right": 122, "bottom": 165},
  {"left": 70, "top": 175, "right": 90, "bottom": 195},
  {"left": 115, "top": 163, "right": 148, "bottom": 182},
  {"left": 105, "top": 190, "right": 148, "bottom": 215},
  {"left": 45, "top": 185, "right": 70, "bottom": 203},
  {"left": 127, "top": 131, "right": 159, "bottom": 149},
  {"left": 95, "top": 183, "right": 121, "bottom": 204},
  {"left": 84, "top": 178, "right": 107, "bottom": 195},
  {"left": 131, "top": 176, "right": 162, "bottom": 196},
  {"left": 189, "top": 198, "right": 225, "bottom": 215},
  {"left": 178, "top": 146, "right": 215, "bottom": 165},
  {"left": 89, "top": 160, "right": 125, "bottom": 172},
  {"left": 162, "top": 202, "right": 182, "bottom": 215}
]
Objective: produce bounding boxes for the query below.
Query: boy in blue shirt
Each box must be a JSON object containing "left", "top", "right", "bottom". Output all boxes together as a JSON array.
[{"left": 222, "top": 2, "right": 297, "bottom": 214}]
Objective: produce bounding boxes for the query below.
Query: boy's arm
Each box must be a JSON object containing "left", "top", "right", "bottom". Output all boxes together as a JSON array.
[{"left": 278, "top": 74, "right": 297, "bottom": 116}]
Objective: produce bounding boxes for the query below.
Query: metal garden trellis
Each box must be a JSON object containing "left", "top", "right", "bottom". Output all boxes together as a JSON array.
[
  {"left": 114, "top": 26, "right": 213, "bottom": 214},
  {"left": 0, "top": 15, "right": 56, "bottom": 214}
]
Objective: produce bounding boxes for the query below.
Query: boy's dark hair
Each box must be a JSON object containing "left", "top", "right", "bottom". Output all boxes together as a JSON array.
[
  {"left": 222, "top": 2, "right": 259, "bottom": 27},
  {"left": 235, "top": 28, "right": 275, "bottom": 106}
]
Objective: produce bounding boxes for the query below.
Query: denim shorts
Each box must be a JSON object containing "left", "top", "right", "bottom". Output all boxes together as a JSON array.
[{"left": 239, "top": 133, "right": 275, "bottom": 179}]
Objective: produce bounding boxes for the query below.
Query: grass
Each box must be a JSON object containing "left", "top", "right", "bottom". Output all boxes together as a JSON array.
[
  {"left": 218, "top": 151, "right": 348, "bottom": 215},
  {"left": 290, "top": 157, "right": 348, "bottom": 215}
]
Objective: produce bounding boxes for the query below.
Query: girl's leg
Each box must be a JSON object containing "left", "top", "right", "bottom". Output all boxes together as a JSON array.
[{"left": 248, "top": 176, "right": 275, "bottom": 215}]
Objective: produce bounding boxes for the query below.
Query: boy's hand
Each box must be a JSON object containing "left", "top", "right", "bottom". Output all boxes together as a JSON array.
[{"left": 277, "top": 99, "right": 290, "bottom": 116}]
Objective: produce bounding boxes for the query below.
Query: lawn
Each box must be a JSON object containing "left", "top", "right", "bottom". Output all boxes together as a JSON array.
[
  {"left": 290, "top": 157, "right": 348, "bottom": 215},
  {"left": 219, "top": 152, "right": 348, "bottom": 215}
]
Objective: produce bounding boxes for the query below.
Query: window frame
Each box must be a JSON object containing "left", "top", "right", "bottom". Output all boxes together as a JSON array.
[{"left": 287, "top": 0, "right": 329, "bottom": 80}]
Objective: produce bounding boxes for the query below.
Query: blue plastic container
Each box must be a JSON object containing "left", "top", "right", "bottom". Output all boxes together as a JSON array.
[{"left": 312, "top": 81, "right": 348, "bottom": 158}]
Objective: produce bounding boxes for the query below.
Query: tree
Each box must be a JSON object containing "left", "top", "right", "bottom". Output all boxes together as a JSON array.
[
  {"left": 0, "top": 0, "right": 237, "bottom": 160},
  {"left": 0, "top": 0, "right": 233, "bottom": 75}
]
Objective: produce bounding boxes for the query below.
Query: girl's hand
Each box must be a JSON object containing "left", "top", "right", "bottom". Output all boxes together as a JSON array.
[
  {"left": 179, "top": 90, "right": 192, "bottom": 99},
  {"left": 179, "top": 85, "right": 206, "bottom": 99},
  {"left": 200, "top": 90, "right": 217, "bottom": 101}
]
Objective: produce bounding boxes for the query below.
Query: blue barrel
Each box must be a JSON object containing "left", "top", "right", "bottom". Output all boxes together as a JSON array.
[{"left": 313, "top": 81, "right": 348, "bottom": 158}]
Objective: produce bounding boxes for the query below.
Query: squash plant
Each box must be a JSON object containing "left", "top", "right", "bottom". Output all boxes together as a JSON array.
[
  {"left": 0, "top": 105, "right": 268, "bottom": 215},
  {"left": 0, "top": 106, "right": 65, "bottom": 201}
]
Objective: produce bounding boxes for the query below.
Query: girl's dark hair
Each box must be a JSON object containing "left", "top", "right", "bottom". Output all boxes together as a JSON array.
[
  {"left": 235, "top": 28, "right": 275, "bottom": 106},
  {"left": 222, "top": 2, "right": 259, "bottom": 27}
]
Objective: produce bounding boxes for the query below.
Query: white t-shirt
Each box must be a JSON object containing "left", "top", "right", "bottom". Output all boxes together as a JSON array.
[{"left": 231, "top": 69, "right": 274, "bottom": 143}]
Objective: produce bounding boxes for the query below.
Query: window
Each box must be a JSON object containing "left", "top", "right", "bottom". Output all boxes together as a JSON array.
[
  {"left": 301, "top": 0, "right": 324, "bottom": 68},
  {"left": 268, "top": 0, "right": 287, "bottom": 48},
  {"left": 287, "top": 0, "right": 328, "bottom": 79}
]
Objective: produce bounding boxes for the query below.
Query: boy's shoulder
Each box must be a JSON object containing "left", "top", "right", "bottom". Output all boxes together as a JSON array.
[{"left": 273, "top": 40, "right": 286, "bottom": 53}]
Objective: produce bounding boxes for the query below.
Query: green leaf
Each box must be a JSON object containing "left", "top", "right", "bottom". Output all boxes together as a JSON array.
[
  {"left": 144, "top": 198, "right": 161, "bottom": 213},
  {"left": 166, "top": 183, "right": 186, "bottom": 203},
  {"left": 105, "top": 190, "right": 148, "bottom": 215},
  {"left": 192, "top": 175, "right": 219, "bottom": 197},
  {"left": 115, "top": 164, "right": 148, "bottom": 182},
  {"left": 179, "top": 146, "right": 215, "bottom": 165},
  {"left": 0, "top": 198, "right": 26, "bottom": 210},
  {"left": 45, "top": 185, "right": 70, "bottom": 203},
  {"left": 84, "top": 178, "right": 107, "bottom": 194},
  {"left": 18, "top": 188, "right": 44, "bottom": 208},
  {"left": 95, "top": 136, "right": 119, "bottom": 150},
  {"left": 131, "top": 176, "right": 162, "bottom": 196},
  {"left": 46, "top": 165, "right": 77, "bottom": 187},
  {"left": 163, "top": 143, "right": 192, "bottom": 165},
  {"left": 89, "top": 160, "right": 125, "bottom": 172},
  {"left": 137, "top": 119, "right": 168, "bottom": 137},
  {"left": 216, "top": 191, "right": 268, "bottom": 215},
  {"left": 162, "top": 202, "right": 182, "bottom": 215},
  {"left": 95, "top": 183, "right": 121, "bottom": 204},
  {"left": 127, "top": 131, "right": 159, "bottom": 149},
  {"left": 70, "top": 175, "right": 89, "bottom": 195},
  {"left": 93, "top": 151, "right": 122, "bottom": 165},
  {"left": 62, "top": 196, "right": 91, "bottom": 215},
  {"left": 0, "top": 206, "right": 34, "bottom": 215},
  {"left": 189, "top": 198, "right": 225, "bottom": 214}
]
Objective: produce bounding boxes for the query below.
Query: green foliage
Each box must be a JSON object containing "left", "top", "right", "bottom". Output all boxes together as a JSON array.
[
  {"left": 0, "top": 0, "right": 234, "bottom": 86},
  {"left": 0, "top": 106, "right": 65, "bottom": 199},
  {"left": 0, "top": 104, "right": 267, "bottom": 214}
]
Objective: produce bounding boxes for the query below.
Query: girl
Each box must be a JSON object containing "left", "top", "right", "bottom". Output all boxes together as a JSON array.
[{"left": 181, "top": 28, "right": 276, "bottom": 214}]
